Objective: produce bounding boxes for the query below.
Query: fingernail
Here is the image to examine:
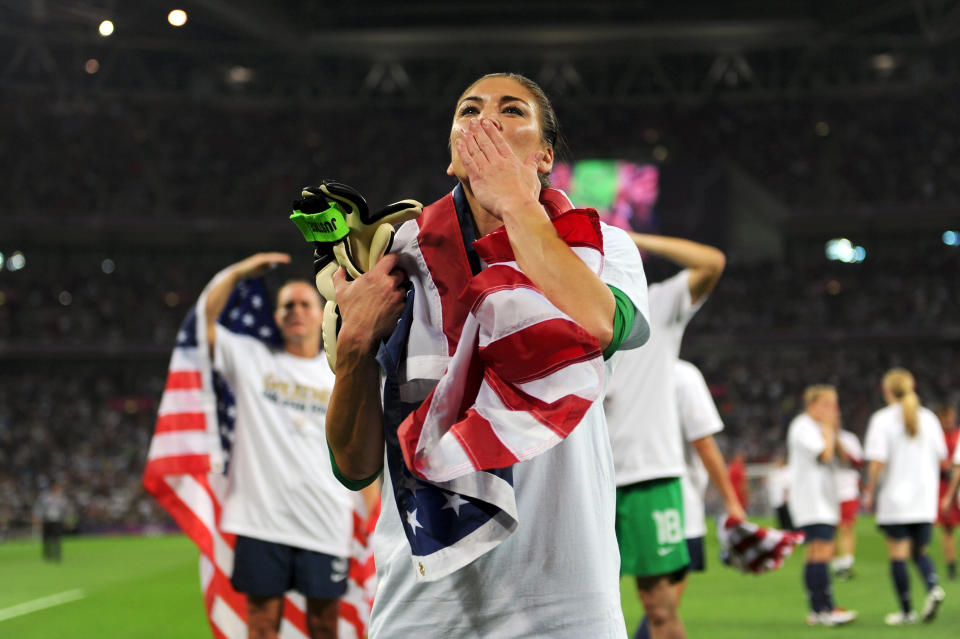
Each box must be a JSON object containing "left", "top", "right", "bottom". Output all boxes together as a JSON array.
[{"left": 481, "top": 119, "right": 490, "bottom": 128}]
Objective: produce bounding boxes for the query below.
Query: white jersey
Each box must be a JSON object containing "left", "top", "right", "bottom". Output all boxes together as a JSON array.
[
  {"left": 369, "top": 221, "right": 647, "bottom": 639},
  {"left": 214, "top": 327, "right": 355, "bottom": 556},
  {"left": 766, "top": 466, "right": 790, "bottom": 509},
  {"left": 606, "top": 270, "right": 704, "bottom": 486},
  {"left": 863, "top": 403, "right": 947, "bottom": 525},
  {"left": 834, "top": 430, "right": 863, "bottom": 503},
  {"left": 786, "top": 413, "right": 839, "bottom": 527},
  {"left": 675, "top": 360, "right": 724, "bottom": 539}
]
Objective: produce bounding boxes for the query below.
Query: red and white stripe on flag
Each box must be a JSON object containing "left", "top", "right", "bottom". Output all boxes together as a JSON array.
[
  {"left": 398, "top": 209, "right": 605, "bottom": 482},
  {"left": 143, "top": 301, "right": 376, "bottom": 639},
  {"left": 717, "top": 516, "right": 805, "bottom": 575}
]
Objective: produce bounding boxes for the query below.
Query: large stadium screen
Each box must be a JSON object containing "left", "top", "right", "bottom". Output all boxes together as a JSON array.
[{"left": 551, "top": 160, "right": 660, "bottom": 234}]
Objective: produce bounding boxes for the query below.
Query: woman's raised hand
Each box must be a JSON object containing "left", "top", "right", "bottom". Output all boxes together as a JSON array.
[{"left": 456, "top": 118, "right": 543, "bottom": 220}]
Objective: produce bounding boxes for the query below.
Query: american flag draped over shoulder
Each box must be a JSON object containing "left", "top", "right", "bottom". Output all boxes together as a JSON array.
[
  {"left": 717, "top": 516, "right": 805, "bottom": 574},
  {"left": 143, "top": 278, "right": 376, "bottom": 639},
  {"left": 381, "top": 186, "right": 605, "bottom": 582}
]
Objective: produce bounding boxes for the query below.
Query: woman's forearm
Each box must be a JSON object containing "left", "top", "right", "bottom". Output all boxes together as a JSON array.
[
  {"left": 502, "top": 201, "right": 615, "bottom": 349},
  {"left": 326, "top": 332, "right": 386, "bottom": 480}
]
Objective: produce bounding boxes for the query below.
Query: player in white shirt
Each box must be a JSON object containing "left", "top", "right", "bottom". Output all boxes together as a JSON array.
[
  {"left": 674, "top": 359, "right": 746, "bottom": 603},
  {"left": 863, "top": 368, "right": 947, "bottom": 626},
  {"left": 831, "top": 429, "right": 863, "bottom": 580},
  {"left": 605, "top": 234, "right": 725, "bottom": 639},
  {"left": 205, "top": 253, "right": 374, "bottom": 639},
  {"left": 786, "top": 385, "right": 856, "bottom": 627},
  {"left": 325, "top": 73, "right": 649, "bottom": 639}
]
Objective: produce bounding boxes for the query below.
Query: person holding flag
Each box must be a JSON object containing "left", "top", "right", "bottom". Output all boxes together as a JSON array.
[
  {"left": 673, "top": 359, "right": 748, "bottom": 597},
  {"left": 604, "top": 233, "right": 726, "bottom": 639},
  {"left": 313, "top": 72, "right": 650, "bottom": 638},
  {"left": 144, "top": 253, "right": 378, "bottom": 639}
]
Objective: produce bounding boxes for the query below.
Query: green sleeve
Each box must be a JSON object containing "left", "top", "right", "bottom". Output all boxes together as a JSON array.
[
  {"left": 328, "top": 443, "right": 382, "bottom": 490},
  {"left": 602, "top": 285, "right": 636, "bottom": 360}
]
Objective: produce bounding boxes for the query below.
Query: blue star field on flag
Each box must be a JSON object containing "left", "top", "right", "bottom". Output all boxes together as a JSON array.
[{"left": 174, "top": 278, "right": 281, "bottom": 473}]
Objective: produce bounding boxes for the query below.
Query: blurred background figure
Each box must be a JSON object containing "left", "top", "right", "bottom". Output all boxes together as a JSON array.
[
  {"left": 33, "top": 480, "right": 70, "bottom": 562},
  {"left": 726, "top": 452, "right": 749, "bottom": 514},
  {"left": 937, "top": 402, "right": 959, "bottom": 580},
  {"left": 832, "top": 428, "right": 863, "bottom": 580},
  {"left": 674, "top": 359, "right": 747, "bottom": 606},
  {"left": 864, "top": 368, "right": 947, "bottom": 625},
  {"left": 766, "top": 453, "right": 793, "bottom": 531},
  {"left": 787, "top": 384, "right": 856, "bottom": 627}
]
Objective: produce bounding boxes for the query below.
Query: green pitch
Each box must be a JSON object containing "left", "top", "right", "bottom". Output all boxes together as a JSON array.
[{"left": 1, "top": 518, "right": 958, "bottom": 638}]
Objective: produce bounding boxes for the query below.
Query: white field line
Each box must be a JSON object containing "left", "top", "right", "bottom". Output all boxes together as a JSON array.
[{"left": 0, "top": 589, "right": 86, "bottom": 623}]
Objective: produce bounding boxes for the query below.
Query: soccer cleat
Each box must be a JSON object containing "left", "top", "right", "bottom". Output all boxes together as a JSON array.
[
  {"left": 833, "top": 566, "right": 853, "bottom": 581},
  {"left": 921, "top": 585, "right": 945, "bottom": 622},
  {"left": 806, "top": 608, "right": 857, "bottom": 626},
  {"left": 884, "top": 611, "right": 918, "bottom": 626}
]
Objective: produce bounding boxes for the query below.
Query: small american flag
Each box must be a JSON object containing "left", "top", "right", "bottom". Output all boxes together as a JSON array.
[
  {"left": 717, "top": 516, "right": 805, "bottom": 575},
  {"left": 143, "top": 278, "right": 375, "bottom": 639}
]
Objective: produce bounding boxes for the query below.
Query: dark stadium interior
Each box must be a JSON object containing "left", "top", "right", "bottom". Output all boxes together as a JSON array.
[{"left": 2, "top": 0, "right": 959, "bottom": 535}]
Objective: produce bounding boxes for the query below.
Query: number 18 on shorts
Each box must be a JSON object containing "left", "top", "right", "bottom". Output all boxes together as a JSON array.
[{"left": 615, "top": 477, "right": 691, "bottom": 577}]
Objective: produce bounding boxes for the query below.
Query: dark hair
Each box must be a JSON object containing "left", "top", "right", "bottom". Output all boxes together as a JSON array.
[
  {"left": 276, "top": 279, "right": 324, "bottom": 308},
  {"left": 458, "top": 72, "right": 566, "bottom": 188}
]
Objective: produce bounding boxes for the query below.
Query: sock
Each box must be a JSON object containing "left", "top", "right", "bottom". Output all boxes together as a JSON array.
[
  {"left": 818, "top": 563, "right": 836, "bottom": 610},
  {"left": 805, "top": 563, "right": 830, "bottom": 612},
  {"left": 912, "top": 552, "right": 938, "bottom": 591},
  {"left": 632, "top": 616, "right": 650, "bottom": 639},
  {"left": 891, "top": 560, "right": 911, "bottom": 614},
  {"left": 948, "top": 561, "right": 956, "bottom": 580}
]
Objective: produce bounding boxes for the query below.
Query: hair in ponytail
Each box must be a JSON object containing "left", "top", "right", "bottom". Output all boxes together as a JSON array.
[{"left": 883, "top": 368, "right": 919, "bottom": 437}]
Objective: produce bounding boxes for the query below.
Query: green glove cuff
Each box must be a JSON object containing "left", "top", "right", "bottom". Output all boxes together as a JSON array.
[{"left": 290, "top": 205, "right": 350, "bottom": 243}]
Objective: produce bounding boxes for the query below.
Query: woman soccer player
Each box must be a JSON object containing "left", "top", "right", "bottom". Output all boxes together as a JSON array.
[
  {"left": 864, "top": 368, "right": 948, "bottom": 625},
  {"left": 323, "top": 73, "right": 649, "bottom": 638}
]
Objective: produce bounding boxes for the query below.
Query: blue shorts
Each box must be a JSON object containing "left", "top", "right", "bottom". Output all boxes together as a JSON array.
[
  {"left": 686, "top": 536, "right": 706, "bottom": 572},
  {"left": 230, "top": 536, "right": 348, "bottom": 599},
  {"left": 879, "top": 522, "right": 933, "bottom": 548},
  {"left": 799, "top": 524, "right": 835, "bottom": 543}
]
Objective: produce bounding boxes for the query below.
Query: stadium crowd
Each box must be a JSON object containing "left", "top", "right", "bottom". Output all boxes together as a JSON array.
[
  {"left": 2, "top": 257, "right": 956, "bottom": 534},
  {"left": 2, "top": 89, "right": 958, "bottom": 538},
  {"left": 2, "top": 87, "right": 960, "bottom": 225}
]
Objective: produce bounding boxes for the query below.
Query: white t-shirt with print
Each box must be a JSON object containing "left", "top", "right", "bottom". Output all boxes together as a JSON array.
[
  {"left": 214, "top": 327, "right": 355, "bottom": 557},
  {"left": 675, "top": 360, "right": 724, "bottom": 539},
  {"left": 863, "top": 404, "right": 947, "bottom": 525},
  {"left": 787, "top": 413, "right": 839, "bottom": 527},
  {"left": 368, "top": 222, "right": 647, "bottom": 639},
  {"left": 834, "top": 430, "right": 863, "bottom": 503},
  {"left": 605, "top": 270, "right": 703, "bottom": 486}
]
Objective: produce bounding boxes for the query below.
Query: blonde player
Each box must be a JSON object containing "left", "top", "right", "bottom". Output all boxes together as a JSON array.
[
  {"left": 831, "top": 429, "right": 863, "bottom": 580},
  {"left": 864, "top": 368, "right": 947, "bottom": 625},
  {"left": 786, "top": 385, "right": 856, "bottom": 626}
]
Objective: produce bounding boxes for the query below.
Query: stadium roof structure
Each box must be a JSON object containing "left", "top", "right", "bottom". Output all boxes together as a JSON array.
[{"left": 3, "top": 0, "right": 960, "bottom": 105}]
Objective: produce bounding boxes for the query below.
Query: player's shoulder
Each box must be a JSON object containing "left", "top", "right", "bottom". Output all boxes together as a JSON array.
[
  {"left": 868, "top": 404, "right": 897, "bottom": 427},
  {"left": 674, "top": 359, "right": 704, "bottom": 386}
]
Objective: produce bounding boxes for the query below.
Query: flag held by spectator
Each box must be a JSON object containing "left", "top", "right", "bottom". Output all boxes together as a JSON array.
[{"left": 143, "top": 278, "right": 375, "bottom": 639}]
